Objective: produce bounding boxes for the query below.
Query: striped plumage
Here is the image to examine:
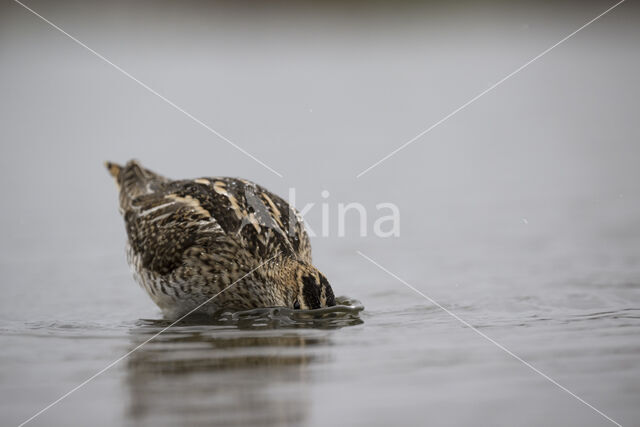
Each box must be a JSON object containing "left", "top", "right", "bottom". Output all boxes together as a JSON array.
[{"left": 106, "top": 160, "right": 335, "bottom": 318}]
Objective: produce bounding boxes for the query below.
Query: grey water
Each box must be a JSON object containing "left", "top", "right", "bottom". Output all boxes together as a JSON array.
[{"left": 1, "top": 1, "right": 640, "bottom": 426}]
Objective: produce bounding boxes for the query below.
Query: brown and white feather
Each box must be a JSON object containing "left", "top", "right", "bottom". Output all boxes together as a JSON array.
[{"left": 106, "top": 160, "right": 333, "bottom": 317}]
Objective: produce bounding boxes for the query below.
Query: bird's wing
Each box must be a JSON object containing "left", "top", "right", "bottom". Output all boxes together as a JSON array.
[
  {"left": 124, "top": 189, "right": 225, "bottom": 276},
  {"left": 167, "top": 177, "right": 312, "bottom": 263}
]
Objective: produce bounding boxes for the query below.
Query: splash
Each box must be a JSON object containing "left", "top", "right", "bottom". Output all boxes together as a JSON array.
[{"left": 141, "top": 296, "right": 364, "bottom": 330}]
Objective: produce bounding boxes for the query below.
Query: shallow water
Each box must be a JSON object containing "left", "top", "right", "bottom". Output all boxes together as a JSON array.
[
  {"left": 139, "top": 297, "right": 364, "bottom": 330},
  {"left": 2, "top": 1, "right": 640, "bottom": 426}
]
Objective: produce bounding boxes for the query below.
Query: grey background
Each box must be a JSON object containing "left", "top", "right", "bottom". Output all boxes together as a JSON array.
[{"left": 1, "top": 1, "right": 639, "bottom": 426}]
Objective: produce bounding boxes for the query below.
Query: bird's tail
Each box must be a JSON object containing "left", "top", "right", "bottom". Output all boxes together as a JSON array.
[
  {"left": 105, "top": 161, "right": 122, "bottom": 180},
  {"left": 105, "top": 160, "right": 167, "bottom": 210}
]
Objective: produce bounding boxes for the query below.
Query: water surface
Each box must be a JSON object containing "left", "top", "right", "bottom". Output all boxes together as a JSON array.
[{"left": 1, "top": 1, "right": 639, "bottom": 426}]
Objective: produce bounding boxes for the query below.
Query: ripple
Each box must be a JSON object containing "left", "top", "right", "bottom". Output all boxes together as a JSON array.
[
  {"left": 1, "top": 297, "right": 363, "bottom": 339},
  {"left": 463, "top": 307, "right": 640, "bottom": 330},
  {"left": 567, "top": 308, "right": 640, "bottom": 322},
  {"left": 138, "top": 296, "right": 365, "bottom": 331}
]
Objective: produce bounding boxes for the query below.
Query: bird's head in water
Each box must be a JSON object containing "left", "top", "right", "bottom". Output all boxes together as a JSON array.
[{"left": 279, "top": 260, "right": 335, "bottom": 310}]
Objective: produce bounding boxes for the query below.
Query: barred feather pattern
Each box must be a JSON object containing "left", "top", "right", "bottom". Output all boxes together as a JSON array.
[{"left": 107, "top": 160, "right": 334, "bottom": 317}]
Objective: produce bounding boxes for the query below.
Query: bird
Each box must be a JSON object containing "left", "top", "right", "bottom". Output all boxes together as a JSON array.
[{"left": 106, "top": 160, "right": 335, "bottom": 318}]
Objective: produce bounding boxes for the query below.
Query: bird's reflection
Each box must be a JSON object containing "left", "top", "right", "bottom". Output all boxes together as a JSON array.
[{"left": 125, "top": 319, "right": 332, "bottom": 427}]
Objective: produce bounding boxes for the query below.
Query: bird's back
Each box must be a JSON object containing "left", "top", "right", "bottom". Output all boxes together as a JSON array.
[{"left": 107, "top": 160, "right": 312, "bottom": 277}]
